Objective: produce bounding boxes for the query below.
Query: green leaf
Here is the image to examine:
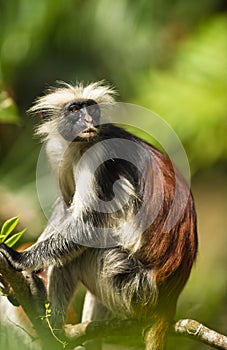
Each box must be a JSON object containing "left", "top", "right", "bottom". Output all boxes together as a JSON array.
[
  {"left": 45, "top": 302, "right": 50, "bottom": 309},
  {"left": 0, "top": 216, "right": 20, "bottom": 241},
  {"left": 4, "top": 229, "right": 26, "bottom": 248}
]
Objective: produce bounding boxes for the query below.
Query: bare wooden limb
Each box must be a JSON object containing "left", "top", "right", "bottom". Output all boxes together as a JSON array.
[
  {"left": 1, "top": 253, "right": 227, "bottom": 349},
  {"left": 64, "top": 318, "right": 142, "bottom": 348},
  {"left": 174, "top": 319, "right": 227, "bottom": 350},
  {"left": 64, "top": 318, "right": 227, "bottom": 349}
]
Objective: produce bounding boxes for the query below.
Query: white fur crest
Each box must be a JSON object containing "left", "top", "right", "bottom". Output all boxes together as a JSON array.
[{"left": 29, "top": 81, "right": 116, "bottom": 115}]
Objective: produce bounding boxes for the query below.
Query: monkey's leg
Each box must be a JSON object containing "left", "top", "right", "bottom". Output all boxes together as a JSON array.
[
  {"left": 78, "top": 291, "right": 112, "bottom": 350},
  {"left": 47, "top": 259, "right": 80, "bottom": 331},
  {"left": 82, "top": 290, "right": 112, "bottom": 322}
]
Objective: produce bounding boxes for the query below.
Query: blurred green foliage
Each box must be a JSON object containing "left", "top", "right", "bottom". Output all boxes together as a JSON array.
[
  {"left": 135, "top": 15, "right": 227, "bottom": 172},
  {"left": 0, "top": 89, "right": 20, "bottom": 124},
  {"left": 0, "top": 1, "right": 226, "bottom": 350},
  {"left": 0, "top": 0, "right": 226, "bottom": 172}
]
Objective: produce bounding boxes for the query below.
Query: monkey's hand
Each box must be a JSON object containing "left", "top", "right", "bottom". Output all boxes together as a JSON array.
[{"left": 0, "top": 244, "right": 23, "bottom": 271}]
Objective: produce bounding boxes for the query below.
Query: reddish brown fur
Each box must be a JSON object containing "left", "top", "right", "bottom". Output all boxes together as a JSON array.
[
  {"left": 135, "top": 146, "right": 197, "bottom": 349},
  {"left": 138, "top": 145, "right": 197, "bottom": 297}
]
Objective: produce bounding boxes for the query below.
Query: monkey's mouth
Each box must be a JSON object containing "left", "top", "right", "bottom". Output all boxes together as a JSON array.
[{"left": 77, "top": 127, "right": 98, "bottom": 139}]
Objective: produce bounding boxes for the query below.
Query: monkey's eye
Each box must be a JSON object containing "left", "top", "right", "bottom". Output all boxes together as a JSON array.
[{"left": 67, "top": 103, "right": 80, "bottom": 113}]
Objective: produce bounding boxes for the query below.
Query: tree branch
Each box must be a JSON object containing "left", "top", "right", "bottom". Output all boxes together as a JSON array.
[
  {"left": 63, "top": 318, "right": 227, "bottom": 350},
  {"left": 64, "top": 318, "right": 142, "bottom": 348},
  {"left": 174, "top": 319, "right": 227, "bottom": 350},
  {"left": 1, "top": 253, "right": 227, "bottom": 349},
  {"left": 0, "top": 253, "right": 63, "bottom": 349}
]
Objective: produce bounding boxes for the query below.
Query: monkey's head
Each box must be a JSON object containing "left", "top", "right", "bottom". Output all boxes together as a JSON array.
[
  {"left": 58, "top": 99, "right": 100, "bottom": 142},
  {"left": 30, "top": 82, "right": 115, "bottom": 143}
]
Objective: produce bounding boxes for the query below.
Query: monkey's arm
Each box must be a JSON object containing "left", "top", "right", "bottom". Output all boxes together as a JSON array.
[
  {"left": 0, "top": 228, "right": 85, "bottom": 272},
  {"left": 0, "top": 159, "right": 139, "bottom": 272},
  {"left": 0, "top": 199, "right": 87, "bottom": 271}
]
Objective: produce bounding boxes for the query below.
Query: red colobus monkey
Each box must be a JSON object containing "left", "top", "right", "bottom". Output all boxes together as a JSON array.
[{"left": 0, "top": 82, "right": 197, "bottom": 349}]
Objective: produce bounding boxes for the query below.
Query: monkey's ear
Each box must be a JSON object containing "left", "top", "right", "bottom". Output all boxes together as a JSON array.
[
  {"left": 29, "top": 109, "right": 51, "bottom": 121},
  {"left": 39, "top": 110, "right": 51, "bottom": 121},
  {"left": 27, "top": 103, "right": 53, "bottom": 121}
]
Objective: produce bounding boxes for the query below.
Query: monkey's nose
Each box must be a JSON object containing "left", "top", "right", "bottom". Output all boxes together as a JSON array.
[{"left": 84, "top": 114, "right": 93, "bottom": 124}]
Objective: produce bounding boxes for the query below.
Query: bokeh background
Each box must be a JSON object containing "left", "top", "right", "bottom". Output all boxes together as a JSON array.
[{"left": 0, "top": 1, "right": 226, "bottom": 349}]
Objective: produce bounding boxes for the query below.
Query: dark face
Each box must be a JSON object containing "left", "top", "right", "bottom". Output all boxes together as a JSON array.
[{"left": 58, "top": 99, "right": 100, "bottom": 142}]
